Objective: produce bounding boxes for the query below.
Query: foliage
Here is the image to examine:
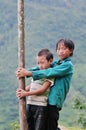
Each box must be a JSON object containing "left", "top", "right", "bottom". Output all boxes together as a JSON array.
[
  {"left": 9, "top": 121, "right": 20, "bottom": 130},
  {"left": 73, "top": 98, "right": 86, "bottom": 129}
]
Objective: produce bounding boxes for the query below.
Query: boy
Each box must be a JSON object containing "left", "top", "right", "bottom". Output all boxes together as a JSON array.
[
  {"left": 16, "top": 49, "right": 54, "bottom": 130},
  {"left": 16, "top": 38, "right": 75, "bottom": 130}
]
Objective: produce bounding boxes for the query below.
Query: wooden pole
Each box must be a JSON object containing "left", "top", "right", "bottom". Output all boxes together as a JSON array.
[{"left": 18, "top": 0, "right": 28, "bottom": 130}]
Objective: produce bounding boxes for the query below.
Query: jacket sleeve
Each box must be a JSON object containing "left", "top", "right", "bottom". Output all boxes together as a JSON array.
[
  {"left": 28, "top": 66, "right": 39, "bottom": 71},
  {"left": 32, "top": 61, "right": 73, "bottom": 80},
  {"left": 28, "top": 61, "right": 57, "bottom": 71}
]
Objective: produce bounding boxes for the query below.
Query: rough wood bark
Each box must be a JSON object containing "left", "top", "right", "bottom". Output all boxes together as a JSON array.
[{"left": 18, "top": 0, "right": 28, "bottom": 130}]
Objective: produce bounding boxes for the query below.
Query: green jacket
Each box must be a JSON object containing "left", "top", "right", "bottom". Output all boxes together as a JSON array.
[{"left": 29, "top": 57, "right": 73, "bottom": 109}]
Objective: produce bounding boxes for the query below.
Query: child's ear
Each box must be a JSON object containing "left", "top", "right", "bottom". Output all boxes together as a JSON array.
[
  {"left": 70, "top": 50, "right": 73, "bottom": 55},
  {"left": 50, "top": 59, "right": 53, "bottom": 63}
]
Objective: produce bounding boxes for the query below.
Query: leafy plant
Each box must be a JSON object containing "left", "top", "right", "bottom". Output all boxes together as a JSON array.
[
  {"left": 9, "top": 121, "right": 20, "bottom": 130},
  {"left": 73, "top": 98, "right": 86, "bottom": 129}
]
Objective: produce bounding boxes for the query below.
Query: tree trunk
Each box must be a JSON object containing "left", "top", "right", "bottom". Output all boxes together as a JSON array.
[{"left": 18, "top": 0, "right": 28, "bottom": 130}]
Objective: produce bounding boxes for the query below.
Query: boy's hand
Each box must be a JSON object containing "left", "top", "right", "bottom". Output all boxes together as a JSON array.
[
  {"left": 16, "top": 67, "right": 30, "bottom": 79},
  {"left": 16, "top": 88, "right": 26, "bottom": 99}
]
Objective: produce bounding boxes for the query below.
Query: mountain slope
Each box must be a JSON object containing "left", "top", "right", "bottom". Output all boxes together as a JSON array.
[{"left": 0, "top": 0, "right": 86, "bottom": 130}]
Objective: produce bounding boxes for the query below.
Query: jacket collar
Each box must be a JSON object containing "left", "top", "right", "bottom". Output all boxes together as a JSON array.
[{"left": 57, "top": 57, "right": 71, "bottom": 65}]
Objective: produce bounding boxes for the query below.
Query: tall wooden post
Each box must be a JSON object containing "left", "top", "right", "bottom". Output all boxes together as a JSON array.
[{"left": 18, "top": 0, "right": 28, "bottom": 130}]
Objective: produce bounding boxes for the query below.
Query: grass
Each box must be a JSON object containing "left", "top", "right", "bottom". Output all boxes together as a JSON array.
[
  {"left": 67, "top": 126, "right": 83, "bottom": 130},
  {"left": 59, "top": 124, "right": 83, "bottom": 130}
]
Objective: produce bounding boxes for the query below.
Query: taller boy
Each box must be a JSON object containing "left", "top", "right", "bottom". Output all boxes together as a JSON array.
[{"left": 16, "top": 39, "right": 75, "bottom": 130}]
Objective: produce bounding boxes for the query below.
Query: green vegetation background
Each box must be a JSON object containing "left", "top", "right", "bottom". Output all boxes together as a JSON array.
[{"left": 0, "top": 0, "right": 86, "bottom": 130}]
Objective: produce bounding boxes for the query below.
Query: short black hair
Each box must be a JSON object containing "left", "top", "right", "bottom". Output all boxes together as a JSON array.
[
  {"left": 56, "top": 39, "right": 75, "bottom": 56},
  {"left": 38, "top": 49, "right": 53, "bottom": 61}
]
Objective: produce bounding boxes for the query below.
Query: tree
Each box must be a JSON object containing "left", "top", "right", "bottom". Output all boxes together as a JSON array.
[
  {"left": 17, "top": 0, "right": 28, "bottom": 130},
  {"left": 73, "top": 98, "right": 86, "bottom": 129}
]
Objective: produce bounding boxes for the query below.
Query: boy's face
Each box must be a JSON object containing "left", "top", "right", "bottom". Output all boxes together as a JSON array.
[
  {"left": 36, "top": 55, "right": 52, "bottom": 70},
  {"left": 56, "top": 42, "right": 72, "bottom": 60}
]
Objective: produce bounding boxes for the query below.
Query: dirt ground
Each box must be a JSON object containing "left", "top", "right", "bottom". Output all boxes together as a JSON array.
[{"left": 59, "top": 125, "right": 68, "bottom": 130}]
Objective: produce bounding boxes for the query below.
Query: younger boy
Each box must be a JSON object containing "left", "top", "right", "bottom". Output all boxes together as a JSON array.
[
  {"left": 16, "top": 38, "right": 75, "bottom": 130},
  {"left": 16, "top": 49, "right": 54, "bottom": 130}
]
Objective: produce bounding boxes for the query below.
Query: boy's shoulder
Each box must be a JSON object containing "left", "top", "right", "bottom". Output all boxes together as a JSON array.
[
  {"left": 51, "top": 57, "right": 71, "bottom": 67},
  {"left": 51, "top": 58, "right": 73, "bottom": 67}
]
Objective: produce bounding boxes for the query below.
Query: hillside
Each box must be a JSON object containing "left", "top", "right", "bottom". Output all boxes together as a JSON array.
[{"left": 0, "top": 0, "right": 86, "bottom": 130}]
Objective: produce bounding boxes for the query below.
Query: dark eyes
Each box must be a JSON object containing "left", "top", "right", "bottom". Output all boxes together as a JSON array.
[{"left": 57, "top": 48, "right": 66, "bottom": 50}]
